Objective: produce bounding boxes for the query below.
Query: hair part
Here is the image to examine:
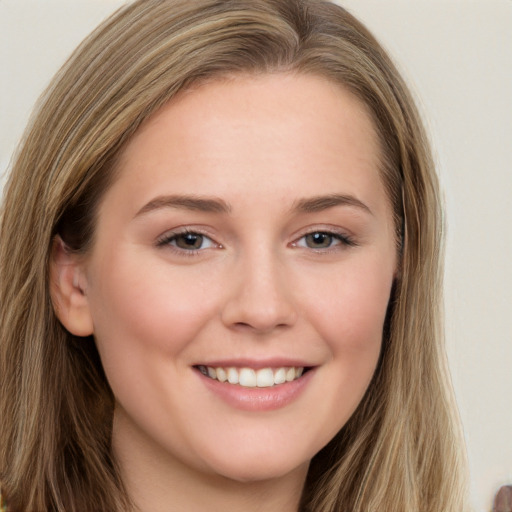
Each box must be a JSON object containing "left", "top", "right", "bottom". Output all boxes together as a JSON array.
[{"left": 0, "top": 1, "right": 469, "bottom": 510}]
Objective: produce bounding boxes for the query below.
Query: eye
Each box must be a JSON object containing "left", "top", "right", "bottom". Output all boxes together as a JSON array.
[
  {"left": 294, "top": 231, "right": 354, "bottom": 250},
  {"left": 157, "top": 230, "right": 217, "bottom": 251}
]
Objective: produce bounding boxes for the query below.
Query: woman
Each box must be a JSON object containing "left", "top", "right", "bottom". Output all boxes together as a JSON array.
[{"left": 0, "top": 0, "right": 469, "bottom": 510}]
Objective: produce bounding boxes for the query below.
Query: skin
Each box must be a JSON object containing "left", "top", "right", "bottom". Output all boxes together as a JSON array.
[{"left": 52, "top": 73, "right": 398, "bottom": 512}]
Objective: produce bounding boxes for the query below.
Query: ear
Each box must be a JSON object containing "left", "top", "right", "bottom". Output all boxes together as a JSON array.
[{"left": 49, "top": 236, "right": 94, "bottom": 337}]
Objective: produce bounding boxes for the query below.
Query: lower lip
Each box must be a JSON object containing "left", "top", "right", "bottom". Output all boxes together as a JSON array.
[{"left": 197, "top": 369, "right": 315, "bottom": 412}]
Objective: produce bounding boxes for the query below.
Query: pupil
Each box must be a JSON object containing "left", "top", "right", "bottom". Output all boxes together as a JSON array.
[
  {"left": 178, "top": 233, "right": 202, "bottom": 249},
  {"left": 307, "top": 232, "right": 331, "bottom": 248}
]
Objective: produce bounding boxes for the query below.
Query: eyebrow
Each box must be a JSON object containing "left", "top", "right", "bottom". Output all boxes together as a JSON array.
[
  {"left": 135, "top": 193, "right": 371, "bottom": 218},
  {"left": 291, "top": 194, "right": 372, "bottom": 215},
  {"left": 135, "top": 195, "right": 231, "bottom": 217}
]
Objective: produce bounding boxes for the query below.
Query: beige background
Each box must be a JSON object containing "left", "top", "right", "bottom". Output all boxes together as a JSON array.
[{"left": 1, "top": 1, "right": 511, "bottom": 510}]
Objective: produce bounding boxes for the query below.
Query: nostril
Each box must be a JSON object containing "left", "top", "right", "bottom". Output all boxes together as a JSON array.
[{"left": 230, "top": 320, "right": 292, "bottom": 334}]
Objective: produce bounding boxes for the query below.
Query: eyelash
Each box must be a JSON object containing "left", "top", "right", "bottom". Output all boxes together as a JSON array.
[
  {"left": 156, "top": 229, "right": 219, "bottom": 256},
  {"left": 292, "top": 230, "right": 356, "bottom": 252},
  {"left": 156, "top": 228, "right": 356, "bottom": 256}
]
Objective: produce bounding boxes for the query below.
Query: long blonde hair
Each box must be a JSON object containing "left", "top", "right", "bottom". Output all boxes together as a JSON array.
[{"left": 0, "top": 1, "right": 468, "bottom": 510}]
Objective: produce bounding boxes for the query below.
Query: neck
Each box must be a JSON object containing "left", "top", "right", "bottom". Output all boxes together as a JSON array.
[
  {"left": 112, "top": 410, "right": 309, "bottom": 512},
  {"left": 123, "top": 464, "right": 307, "bottom": 512}
]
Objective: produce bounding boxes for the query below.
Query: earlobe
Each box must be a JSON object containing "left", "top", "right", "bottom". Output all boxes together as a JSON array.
[{"left": 49, "top": 236, "right": 94, "bottom": 337}]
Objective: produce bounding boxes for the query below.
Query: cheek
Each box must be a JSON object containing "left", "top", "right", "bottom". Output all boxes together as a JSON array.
[
  {"left": 298, "top": 255, "right": 393, "bottom": 390},
  {"left": 87, "top": 254, "right": 221, "bottom": 365},
  {"left": 307, "top": 261, "right": 393, "bottom": 427},
  {"left": 304, "top": 258, "right": 392, "bottom": 342},
  {"left": 86, "top": 256, "right": 225, "bottom": 430}
]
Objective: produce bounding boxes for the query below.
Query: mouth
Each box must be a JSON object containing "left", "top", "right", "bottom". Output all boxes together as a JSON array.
[{"left": 195, "top": 365, "right": 310, "bottom": 388}]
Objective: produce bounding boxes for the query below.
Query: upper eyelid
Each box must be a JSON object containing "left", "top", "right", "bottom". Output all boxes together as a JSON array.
[
  {"left": 156, "top": 228, "right": 218, "bottom": 248},
  {"left": 157, "top": 226, "right": 216, "bottom": 239},
  {"left": 292, "top": 224, "right": 355, "bottom": 239}
]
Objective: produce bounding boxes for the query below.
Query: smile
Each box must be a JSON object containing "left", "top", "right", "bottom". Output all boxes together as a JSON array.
[{"left": 196, "top": 365, "right": 305, "bottom": 388}]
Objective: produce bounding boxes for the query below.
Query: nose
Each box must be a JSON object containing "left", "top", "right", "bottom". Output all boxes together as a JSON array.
[{"left": 220, "top": 250, "right": 298, "bottom": 334}]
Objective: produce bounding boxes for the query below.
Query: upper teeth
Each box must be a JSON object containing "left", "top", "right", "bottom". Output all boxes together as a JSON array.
[{"left": 198, "top": 366, "right": 304, "bottom": 388}]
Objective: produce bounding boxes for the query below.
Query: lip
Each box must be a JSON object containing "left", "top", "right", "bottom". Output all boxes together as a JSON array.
[{"left": 195, "top": 365, "right": 316, "bottom": 412}]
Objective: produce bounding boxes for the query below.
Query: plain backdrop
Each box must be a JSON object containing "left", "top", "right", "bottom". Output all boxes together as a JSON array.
[{"left": 1, "top": 1, "right": 511, "bottom": 510}]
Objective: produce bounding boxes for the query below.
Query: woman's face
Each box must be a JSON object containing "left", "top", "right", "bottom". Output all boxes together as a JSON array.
[{"left": 74, "top": 74, "right": 397, "bottom": 482}]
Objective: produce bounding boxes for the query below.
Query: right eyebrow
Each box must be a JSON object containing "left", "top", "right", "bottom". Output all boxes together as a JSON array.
[{"left": 134, "top": 194, "right": 232, "bottom": 218}]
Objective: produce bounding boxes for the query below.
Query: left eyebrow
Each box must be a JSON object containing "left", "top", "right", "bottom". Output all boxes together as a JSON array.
[{"left": 291, "top": 194, "right": 373, "bottom": 215}]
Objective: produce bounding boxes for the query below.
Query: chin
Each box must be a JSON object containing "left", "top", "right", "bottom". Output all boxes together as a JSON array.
[{"left": 202, "top": 449, "right": 311, "bottom": 483}]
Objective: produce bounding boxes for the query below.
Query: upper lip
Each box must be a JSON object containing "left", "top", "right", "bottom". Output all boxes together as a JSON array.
[{"left": 194, "top": 358, "right": 315, "bottom": 369}]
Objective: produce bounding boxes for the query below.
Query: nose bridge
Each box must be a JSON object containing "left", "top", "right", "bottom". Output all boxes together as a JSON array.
[{"left": 221, "top": 240, "right": 297, "bottom": 333}]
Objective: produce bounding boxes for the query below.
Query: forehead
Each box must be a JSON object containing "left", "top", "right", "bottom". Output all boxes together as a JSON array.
[
  {"left": 107, "top": 73, "right": 387, "bottom": 218},
  {"left": 127, "top": 72, "right": 380, "bottom": 157}
]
